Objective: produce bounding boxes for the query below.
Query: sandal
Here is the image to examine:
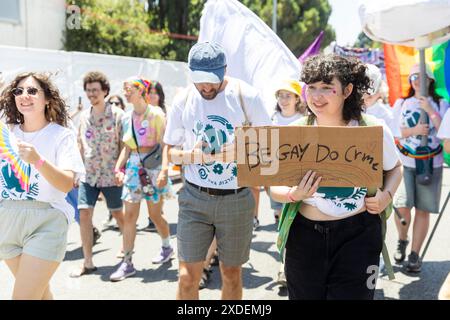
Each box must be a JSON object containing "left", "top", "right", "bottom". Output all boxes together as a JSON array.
[
  {"left": 69, "top": 265, "right": 98, "bottom": 278},
  {"left": 199, "top": 268, "right": 211, "bottom": 290}
]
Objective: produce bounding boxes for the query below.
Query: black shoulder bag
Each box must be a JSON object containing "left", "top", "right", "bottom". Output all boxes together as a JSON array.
[{"left": 131, "top": 118, "right": 163, "bottom": 170}]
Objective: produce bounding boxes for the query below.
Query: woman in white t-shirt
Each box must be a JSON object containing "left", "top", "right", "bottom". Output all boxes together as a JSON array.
[
  {"left": 0, "top": 72, "right": 85, "bottom": 299},
  {"left": 391, "top": 64, "right": 448, "bottom": 273},
  {"left": 270, "top": 55, "right": 403, "bottom": 300}
]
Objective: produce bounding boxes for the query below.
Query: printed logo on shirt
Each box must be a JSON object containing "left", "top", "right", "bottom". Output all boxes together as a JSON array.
[
  {"left": 316, "top": 187, "right": 367, "bottom": 212},
  {"left": 0, "top": 160, "right": 39, "bottom": 200},
  {"left": 192, "top": 115, "right": 237, "bottom": 186}
]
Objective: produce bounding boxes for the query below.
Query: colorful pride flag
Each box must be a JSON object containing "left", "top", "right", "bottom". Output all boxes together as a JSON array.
[
  {"left": 0, "top": 122, "right": 31, "bottom": 192},
  {"left": 384, "top": 41, "right": 450, "bottom": 106}
]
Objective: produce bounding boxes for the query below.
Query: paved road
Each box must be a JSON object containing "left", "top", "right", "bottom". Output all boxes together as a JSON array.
[{"left": 1, "top": 169, "right": 450, "bottom": 300}]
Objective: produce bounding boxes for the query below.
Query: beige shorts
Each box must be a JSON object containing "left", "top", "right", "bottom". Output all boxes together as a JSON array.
[{"left": 0, "top": 201, "right": 68, "bottom": 262}]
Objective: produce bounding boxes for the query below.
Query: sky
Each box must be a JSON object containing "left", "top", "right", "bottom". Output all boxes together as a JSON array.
[{"left": 328, "top": 0, "right": 363, "bottom": 46}]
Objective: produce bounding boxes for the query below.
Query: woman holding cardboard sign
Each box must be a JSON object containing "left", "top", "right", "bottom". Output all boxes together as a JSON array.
[
  {"left": 110, "top": 77, "right": 174, "bottom": 282},
  {"left": 270, "top": 54, "right": 403, "bottom": 300}
]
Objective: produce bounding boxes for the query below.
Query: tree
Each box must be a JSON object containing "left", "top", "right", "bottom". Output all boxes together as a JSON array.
[
  {"left": 354, "top": 32, "right": 382, "bottom": 49},
  {"left": 64, "top": 0, "right": 171, "bottom": 59},
  {"left": 241, "top": 0, "right": 335, "bottom": 57}
]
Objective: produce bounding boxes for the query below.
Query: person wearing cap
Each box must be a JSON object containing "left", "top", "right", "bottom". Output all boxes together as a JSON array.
[
  {"left": 363, "top": 64, "right": 398, "bottom": 136},
  {"left": 392, "top": 63, "right": 448, "bottom": 273},
  {"left": 164, "top": 42, "right": 272, "bottom": 299}
]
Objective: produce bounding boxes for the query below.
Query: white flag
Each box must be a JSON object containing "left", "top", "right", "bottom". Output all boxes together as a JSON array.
[{"left": 198, "top": 0, "right": 301, "bottom": 114}]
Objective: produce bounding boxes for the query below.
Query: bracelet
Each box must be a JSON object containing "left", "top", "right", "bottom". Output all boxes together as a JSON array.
[
  {"left": 34, "top": 158, "right": 45, "bottom": 170},
  {"left": 287, "top": 188, "right": 297, "bottom": 202},
  {"left": 430, "top": 112, "right": 440, "bottom": 120}
]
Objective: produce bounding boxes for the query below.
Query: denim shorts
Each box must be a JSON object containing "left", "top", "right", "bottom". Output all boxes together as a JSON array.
[
  {"left": 0, "top": 201, "right": 68, "bottom": 262},
  {"left": 177, "top": 181, "right": 255, "bottom": 266},
  {"left": 394, "top": 166, "right": 443, "bottom": 213},
  {"left": 78, "top": 182, "right": 123, "bottom": 211},
  {"left": 121, "top": 153, "right": 174, "bottom": 204}
]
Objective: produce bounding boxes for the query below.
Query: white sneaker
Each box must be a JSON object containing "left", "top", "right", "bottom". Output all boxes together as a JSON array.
[{"left": 253, "top": 217, "right": 260, "bottom": 230}]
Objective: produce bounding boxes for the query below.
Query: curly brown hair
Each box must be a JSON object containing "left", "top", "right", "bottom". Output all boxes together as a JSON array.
[
  {"left": 0, "top": 72, "right": 68, "bottom": 127},
  {"left": 83, "top": 71, "right": 110, "bottom": 97},
  {"left": 301, "top": 54, "right": 371, "bottom": 123}
]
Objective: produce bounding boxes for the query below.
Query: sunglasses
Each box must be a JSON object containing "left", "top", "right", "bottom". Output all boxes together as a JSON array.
[
  {"left": 11, "top": 87, "right": 41, "bottom": 97},
  {"left": 409, "top": 74, "right": 419, "bottom": 82}
]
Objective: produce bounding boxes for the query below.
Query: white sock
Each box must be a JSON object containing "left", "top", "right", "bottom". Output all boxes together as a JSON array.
[{"left": 162, "top": 237, "right": 171, "bottom": 248}]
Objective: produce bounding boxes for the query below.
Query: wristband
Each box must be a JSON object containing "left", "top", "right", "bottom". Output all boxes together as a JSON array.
[
  {"left": 34, "top": 158, "right": 45, "bottom": 170},
  {"left": 430, "top": 112, "right": 440, "bottom": 120},
  {"left": 114, "top": 168, "right": 125, "bottom": 174},
  {"left": 287, "top": 188, "right": 297, "bottom": 202}
]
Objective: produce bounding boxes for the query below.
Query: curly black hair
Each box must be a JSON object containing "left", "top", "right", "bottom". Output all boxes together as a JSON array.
[{"left": 300, "top": 54, "right": 371, "bottom": 123}]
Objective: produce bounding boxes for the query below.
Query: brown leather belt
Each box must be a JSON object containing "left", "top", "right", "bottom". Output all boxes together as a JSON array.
[{"left": 186, "top": 180, "right": 247, "bottom": 196}]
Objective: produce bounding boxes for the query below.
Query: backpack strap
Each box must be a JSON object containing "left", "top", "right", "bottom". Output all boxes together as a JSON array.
[
  {"left": 237, "top": 81, "right": 251, "bottom": 126},
  {"left": 364, "top": 115, "right": 395, "bottom": 280}
]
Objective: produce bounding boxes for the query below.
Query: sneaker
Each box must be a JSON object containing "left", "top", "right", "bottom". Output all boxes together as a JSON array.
[
  {"left": 143, "top": 218, "right": 156, "bottom": 232},
  {"left": 406, "top": 251, "right": 422, "bottom": 273},
  {"left": 152, "top": 246, "right": 174, "bottom": 264},
  {"left": 276, "top": 270, "right": 287, "bottom": 287},
  {"left": 253, "top": 217, "right": 260, "bottom": 230},
  {"left": 93, "top": 227, "right": 101, "bottom": 246},
  {"left": 199, "top": 268, "right": 212, "bottom": 290},
  {"left": 110, "top": 261, "right": 136, "bottom": 282},
  {"left": 394, "top": 239, "right": 409, "bottom": 263}
]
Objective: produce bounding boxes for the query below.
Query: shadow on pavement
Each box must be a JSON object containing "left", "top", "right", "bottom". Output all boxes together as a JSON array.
[
  {"left": 251, "top": 241, "right": 281, "bottom": 262},
  {"left": 64, "top": 247, "right": 110, "bottom": 261}
]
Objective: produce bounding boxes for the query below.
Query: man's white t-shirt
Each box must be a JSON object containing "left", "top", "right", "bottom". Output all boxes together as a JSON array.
[
  {"left": 0, "top": 123, "right": 85, "bottom": 223},
  {"left": 300, "top": 117, "right": 399, "bottom": 217},
  {"left": 164, "top": 77, "right": 272, "bottom": 189}
]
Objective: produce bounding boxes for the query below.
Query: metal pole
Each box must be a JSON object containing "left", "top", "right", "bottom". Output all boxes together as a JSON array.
[
  {"left": 419, "top": 49, "right": 429, "bottom": 146},
  {"left": 421, "top": 191, "right": 450, "bottom": 261},
  {"left": 272, "top": 0, "right": 277, "bottom": 34}
]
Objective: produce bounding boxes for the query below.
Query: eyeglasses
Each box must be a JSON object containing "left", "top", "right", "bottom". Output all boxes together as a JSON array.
[
  {"left": 85, "top": 88, "right": 100, "bottom": 94},
  {"left": 11, "top": 87, "right": 41, "bottom": 97},
  {"left": 305, "top": 87, "right": 337, "bottom": 98},
  {"left": 276, "top": 93, "right": 295, "bottom": 100}
]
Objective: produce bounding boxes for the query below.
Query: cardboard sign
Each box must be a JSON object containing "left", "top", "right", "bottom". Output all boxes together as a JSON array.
[{"left": 235, "top": 126, "right": 383, "bottom": 187}]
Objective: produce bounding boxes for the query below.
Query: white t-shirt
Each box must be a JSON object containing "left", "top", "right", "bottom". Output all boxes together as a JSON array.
[
  {"left": 164, "top": 77, "right": 272, "bottom": 189},
  {"left": 0, "top": 123, "right": 85, "bottom": 223},
  {"left": 300, "top": 117, "right": 399, "bottom": 218},
  {"left": 437, "top": 108, "right": 450, "bottom": 139},
  {"left": 271, "top": 111, "right": 302, "bottom": 126},
  {"left": 392, "top": 97, "right": 445, "bottom": 168},
  {"left": 365, "top": 101, "right": 398, "bottom": 137}
]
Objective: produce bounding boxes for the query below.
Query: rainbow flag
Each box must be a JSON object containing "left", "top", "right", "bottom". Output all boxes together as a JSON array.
[{"left": 384, "top": 41, "right": 450, "bottom": 106}]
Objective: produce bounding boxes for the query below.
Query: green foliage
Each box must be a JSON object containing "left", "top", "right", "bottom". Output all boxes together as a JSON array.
[
  {"left": 241, "top": 0, "right": 335, "bottom": 57},
  {"left": 64, "top": 0, "right": 171, "bottom": 59},
  {"left": 354, "top": 32, "right": 382, "bottom": 49},
  {"left": 64, "top": 0, "right": 335, "bottom": 61}
]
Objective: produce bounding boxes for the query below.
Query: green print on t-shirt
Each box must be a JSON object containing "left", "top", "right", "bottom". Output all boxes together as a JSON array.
[{"left": 192, "top": 115, "right": 236, "bottom": 185}]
